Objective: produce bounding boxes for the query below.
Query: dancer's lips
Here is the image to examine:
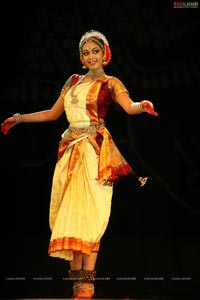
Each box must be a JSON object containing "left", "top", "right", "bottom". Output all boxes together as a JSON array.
[{"left": 88, "top": 60, "right": 97, "bottom": 65}]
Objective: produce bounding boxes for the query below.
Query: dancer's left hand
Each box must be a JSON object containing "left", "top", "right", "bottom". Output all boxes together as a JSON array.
[{"left": 142, "top": 100, "right": 159, "bottom": 116}]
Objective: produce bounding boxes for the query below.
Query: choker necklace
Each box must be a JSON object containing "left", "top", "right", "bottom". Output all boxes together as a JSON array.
[{"left": 86, "top": 70, "right": 105, "bottom": 81}]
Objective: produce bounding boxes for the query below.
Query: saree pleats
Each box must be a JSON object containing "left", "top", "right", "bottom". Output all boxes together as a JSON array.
[{"left": 49, "top": 138, "right": 113, "bottom": 260}]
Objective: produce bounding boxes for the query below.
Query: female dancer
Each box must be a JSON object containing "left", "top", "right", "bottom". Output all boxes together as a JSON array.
[{"left": 1, "top": 30, "right": 158, "bottom": 299}]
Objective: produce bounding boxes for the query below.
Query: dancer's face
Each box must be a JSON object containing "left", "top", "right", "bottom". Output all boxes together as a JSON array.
[{"left": 81, "top": 40, "right": 105, "bottom": 71}]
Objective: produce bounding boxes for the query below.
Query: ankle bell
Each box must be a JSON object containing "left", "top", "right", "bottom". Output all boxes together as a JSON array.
[
  {"left": 81, "top": 269, "right": 96, "bottom": 283},
  {"left": 68, "top": 269, "right": 82, "bottom": 282}
]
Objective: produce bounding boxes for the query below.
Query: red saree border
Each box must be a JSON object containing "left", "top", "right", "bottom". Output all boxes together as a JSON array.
[{"left": 48, "top": 237, "right": 100, "bottom": 256}]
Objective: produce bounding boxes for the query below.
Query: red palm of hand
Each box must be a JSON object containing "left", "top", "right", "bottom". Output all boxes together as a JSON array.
[{"left": 142, "top": 100, "right": 158, "bottom": 116}]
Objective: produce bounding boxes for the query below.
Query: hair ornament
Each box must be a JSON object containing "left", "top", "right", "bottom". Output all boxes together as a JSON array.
[{"left": 79, "top": 30, "right": 109, "bottom": 51}]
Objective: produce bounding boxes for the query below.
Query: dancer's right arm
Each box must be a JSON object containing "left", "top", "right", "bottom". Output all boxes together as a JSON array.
[{"left": 1, "top": 95, "right": 64, "bottom": 135}]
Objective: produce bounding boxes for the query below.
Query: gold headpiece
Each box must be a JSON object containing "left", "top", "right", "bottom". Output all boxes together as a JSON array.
[{"left": 79, "top": 30, "right": 109, "bottom": 51}]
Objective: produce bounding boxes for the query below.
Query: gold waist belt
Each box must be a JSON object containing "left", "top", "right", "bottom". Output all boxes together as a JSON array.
[{"left": 68, "top": 123, "right": 104, "bottom": 136}]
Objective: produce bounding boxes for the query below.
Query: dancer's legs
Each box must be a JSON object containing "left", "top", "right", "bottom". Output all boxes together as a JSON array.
[{"left": 69, "top": 251, "right": 98, "bottom": 298}]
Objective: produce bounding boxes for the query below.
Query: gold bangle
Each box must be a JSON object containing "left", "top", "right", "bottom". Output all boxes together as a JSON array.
[{"left": 13, "top": 113, "right": 22, "bottom": 124}]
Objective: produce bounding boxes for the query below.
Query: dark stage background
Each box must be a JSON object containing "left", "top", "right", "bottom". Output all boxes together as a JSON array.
[{"left": 1, "top": 1, "right": 200, "bottom": 299}]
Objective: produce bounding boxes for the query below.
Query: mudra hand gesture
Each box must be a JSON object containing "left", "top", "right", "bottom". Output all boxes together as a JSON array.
[
  {"left": 1, "top": 113, "right": 21, "bottom": 135},
  {"left": 141, "top": 100, "right": 158, "bottom": 116}
]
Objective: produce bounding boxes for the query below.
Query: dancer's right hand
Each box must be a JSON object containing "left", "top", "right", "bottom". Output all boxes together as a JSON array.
[{"left": 1, "top": 117, "right": 17, "bottom": 135}]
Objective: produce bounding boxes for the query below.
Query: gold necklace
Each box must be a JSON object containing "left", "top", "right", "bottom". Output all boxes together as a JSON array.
[
  {"left": 70, "top": 87, "right": 79, "bottom": 104},
  {"left": 70, "top": 70, "right": 105, "bottom": 104},
  {"left": 70, "top": 75, "right": 86, "bottom": 104}
]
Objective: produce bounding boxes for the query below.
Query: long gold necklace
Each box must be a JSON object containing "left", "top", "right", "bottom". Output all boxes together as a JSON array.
[
  {"left": 70, "top": 70, "right": 105, "bottom": 104},
  {"left": 70, "top": 75, "right": 86, "bottom": 104}
]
